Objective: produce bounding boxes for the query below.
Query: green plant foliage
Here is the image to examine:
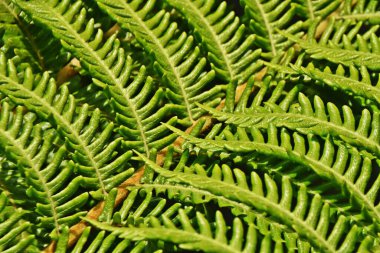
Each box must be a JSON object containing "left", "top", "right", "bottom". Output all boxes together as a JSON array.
[{"left": 0, "top": 0, "right": 379, "bottom": 252}]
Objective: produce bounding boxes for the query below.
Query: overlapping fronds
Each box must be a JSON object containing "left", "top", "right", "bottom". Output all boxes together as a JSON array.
[
  {"left": 0, "top": 0, "right": 379, "bottom": 251},
  {"left": 165, "top": 0, "right": 263, "bottom": 83},
  {"left": 240, "top": 0, "right": 303, "bottom": 57},
  {"left": 0, "top": 191, "right": 38, "bottom": 253},
  {"left": 15, "top": 0, "right": 179, "bottom": 154},
  {"left": 137, "top": 151, "right": 376, "bottom": 252},
  {"left": 0, "top": 102, "right": 89, "bottom": 236},
  {"left": 55, "top": 188, "right": 190, "bottom": 252},
  {"left": 199, "top": 90, "right": 380, "bottom": 157},
  {"left": 0, "top": 53, "right": 133, "bottom": 197},
  {"left": 281, "top": 30, "right": 380, "bottom": 71},
  {"left": 86, "top": 208, "right": 276, "bottom": 253},
  {"left": 339, "top": 0, "right": 380, "bottom": 24},
  {"left": 0, "top": 0, "right": 67, "bottom": 71},
  {"left": 294, "top": 0, "right": 342, "bottom": 21},
  {"left": 95, "top": 0, "right": 225, "bottom": 121},
  {"left": 164, "top": 123, "right": 380, "bottom": 229},
  {"left": 268, "top": 19, "right": 380, "bottom": 105}
]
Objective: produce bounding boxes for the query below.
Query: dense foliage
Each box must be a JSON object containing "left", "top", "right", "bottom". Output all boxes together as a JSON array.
[{"left": 0, "top": 0, "right": 379, "bottom": 252}]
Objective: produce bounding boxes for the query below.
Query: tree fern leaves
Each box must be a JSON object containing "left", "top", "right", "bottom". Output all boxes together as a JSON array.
[
  {"left": 95, "top": 0, "right": 224, "bottom": 121},
  {"left": 0, "top": 0, "right": 67, "bottom": 72},
  {"left": 0, "top": 103, "right": 88, "bottom": 235},
  {"left": 198, "top": 92, "right": 380, "bottom": 157},
  {"left": 0, "top": 0, "right": 379, "bottom": 251},
  {"left": 16, "top": 0, "right": 178, "bottom": 154},
  {"left": 293, "top": 64, "right": 380, "bottom": 104},
  {"left": 0, "top": 192, "right": 38, "bottom": 253},
  {"left": 0, "top": 54, "right": 133, "bottom": 197},
  {"left": 137, "top": 151, "right": 371, "bottom": 252},
  {"left": 164, "top": 124, "right": 380, "bottom": 227},
  {"left": 281, "top": 30, "right": 380, "bottom": 70},
  {"left": 240, "top": 0, "right": 301, "bottom": 57},
  {"left": 86, "top": 209, "right": 267, "bottom": 253},
  {"left": 165, "top": 0, "right": 262, "bottom": 83}
]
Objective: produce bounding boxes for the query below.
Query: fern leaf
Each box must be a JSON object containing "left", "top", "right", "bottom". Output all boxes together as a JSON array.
[
  {"left": 294, "top": 64, "right": 380, "bottom": 104},
  {"left": 307, "top": 18, "right": 380, "bottom": 52},
  {"left": 0, "top": 191, "right": 38, "bottom": 252},
  {"left": 137, "top": 151, "right": 371, "bottom": 253},
  {"left": 0, "top": 54, "right": 133, "bottom": 196},
  {"left": 58, "top": 188, "right": 191, "bottom": 252},
  {"left": 85, "top": 209, "right": 270, "bottom": 253},
  {"left": 294, "top": 0, "right": 342, "bottom": 21},
  {"left": 0, "top": 0, "right": 67, "bottom": 71},
  {"left": 133, "top": 148, "right": 331, "bottom": 250},
  {"left": 164, "top": 124, "right": 380, "bottom": 227},
  {"left": 339, "top": 0, "right": 380, "bottom": 24},
  {"left": 240, "top": 0, "right": 302, "bottom": 57},
  {"left": 281, "top": 30, "right": 380, "bottom": 70},
  {"left": 165, "top": 0, "right": 262, "bottom": 83},
  {"left": 15, "top": 0, "right": 179, "bottom": 154},
  {"left": 0, "top": 102, "right": 89, "bottom": 234},
  {"left": 95, "top": 0, "right": 224, "bottom": 121},
  {"left": 197, "top": 92, "right": 380, "bottom": 157}
]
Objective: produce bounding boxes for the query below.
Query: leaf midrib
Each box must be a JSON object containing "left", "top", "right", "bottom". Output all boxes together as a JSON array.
[
  {"left": 243, "top": 0, "right": 276, "bottom": 55},
  {"left": 166, "top": 125, "right": 380, "bottom": 226},
  {"left": 0, "top": 74, "right": 107, "bottom": 195},
  {"left": 210, "top": 109, "right": 380, "bottom": 157},
  {"left": 168, "top": 0, "right": 234, "bottom": 81},
  {"left": 0, "top": 0, "right": 45, "bottom": 69},
  {"left": 139, "top": 152, "right": 336, "bottom": 253},
  {"left": 0, "top": 127, "right": 60, "bottom": 234},
  {"left": 98, "top": 0, "right": 194, "bottom": 121},
  {"left": 19, "top": 0, "right": 150, "bottom": 156},
  {"left": 337, "top": 12, "right": 380, "bottom": 20}
]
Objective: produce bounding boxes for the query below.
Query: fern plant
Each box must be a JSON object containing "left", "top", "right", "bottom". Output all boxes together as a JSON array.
[{"left": 0, "top": 0, "right": 379, "bottom": 252}]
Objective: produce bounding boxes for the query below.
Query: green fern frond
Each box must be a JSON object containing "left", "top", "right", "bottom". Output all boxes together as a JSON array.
[
  {"left": 165, "top": 0, "right": 263, "bottom": 83},
  {"left": 137, "top": 151, "right": 373, "bottom": 252},
  {"left": 293, "top": 64, "right": 380, "bottom": 104},
  {"left": 294, "top": 0, "right": 342, "bottom": 21},
  {"left": 0, "top": 0, "right": 68, "bottom": 71},
  {"left": 164, "top": 124, "right": 380, "bottom": 228},
  {"left": 281, "top": 30, "right": 380, "bottom": 70},
  {"left": 198, "top": 91, "right": 380, "bottom": 157},
  {"left": 85, "top": 209, "right": 270, "bottom": 253},
  {"left": 134, "top": 148, "right": 337, "bottom": 250},
  {"left": 57, "top": 225, "right": 156, "bottom": 253},
  {"left": 15, "top": 0, "right": 179, "bottom": 154},
  {"left": 339, "top": 0, "right": 380, "bottom": 23},
  {"left": 0, "top": 192, "right": 38, "bottom": 253},
  {"left": 0, "top": 0, "right": 379, "bottom": 251},
  {"left": 95, "top": 0, "right": 224, "bottom": 122},
  {"left": 0, "top": 54, "right": 133, "bottom": 197},
  {"left": 0, "top": 102, "right": 89, "bottom": 236},
  {"left": 56, "top": 188, "right": 190, "bottom": 252},
  {"left": 240, "top": 0, "right": 303, "bottom": 57}
]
